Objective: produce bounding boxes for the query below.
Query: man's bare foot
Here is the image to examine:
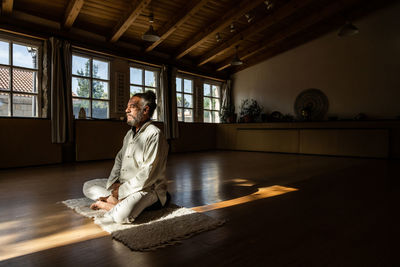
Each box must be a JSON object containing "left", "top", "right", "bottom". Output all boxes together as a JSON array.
[
  {"left": 90, "top": 201, "right": 101, "bottom": 210},
  {"left": 98, "top": 196, "right": 108, "bottom": 202},
  {"left": 90, "top": 200, "right": 115, "bottom": 211},
  {"left": 97, "top": 196, "right": 118, "bottom": 204}
]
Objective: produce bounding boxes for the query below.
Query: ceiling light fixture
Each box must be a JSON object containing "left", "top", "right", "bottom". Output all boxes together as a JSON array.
[
  {"left": 230, "top": 23, "right": 236, "bottom": 33},
  {"left": 245, "top": 13, "right": 253, "bottom": 23},
  {"left": 231, "top": 45, "right": 243, "bottom": 66},
  {"left": 142, "top": 13, "right": 160, "bottom": 42},
  {"left": 216, "top": 32, "right": 222, "bottom": 42},
  {"left": 337, "top": 21, "right": 359, "bottom": 37},
  {"left": 264, "top": 0, "right": 274, "bottom": 10}
]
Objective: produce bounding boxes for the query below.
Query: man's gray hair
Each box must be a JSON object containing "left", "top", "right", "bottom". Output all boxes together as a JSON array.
[{"left": 133, "top": 90, "right": 157, "bottom": 118}]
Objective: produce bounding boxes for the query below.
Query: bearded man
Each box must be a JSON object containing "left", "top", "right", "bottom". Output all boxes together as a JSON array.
[{"left": 82, "top": 91, "right": 169, "bottom": 223}]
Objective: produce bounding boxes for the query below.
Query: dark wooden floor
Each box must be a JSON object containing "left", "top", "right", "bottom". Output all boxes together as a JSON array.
[{"left": 0, "top": 151, "right": 398, "bottom": 266}]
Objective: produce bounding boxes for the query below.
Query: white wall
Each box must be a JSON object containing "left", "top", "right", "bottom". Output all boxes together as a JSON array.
[{"left": 233, "top": 2, "right": 400, "bottom": 120}]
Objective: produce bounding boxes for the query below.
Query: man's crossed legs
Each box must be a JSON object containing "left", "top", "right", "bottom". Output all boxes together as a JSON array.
[{"left": 83, "top": 179, "right": 158, "bottom": 224}]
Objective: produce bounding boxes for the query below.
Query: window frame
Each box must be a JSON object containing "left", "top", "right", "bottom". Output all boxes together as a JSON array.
[
  {"left": 202, "top": 80, "right": 222, "bottom": 123},
  {"left": 129, "top": 63, "right": 161, "bottom": 121},
  {"left": 71, "top": 51, "right": 111, "bottom": 119},
  {"left": 176, "top": 75, "right": 195, "bottom": 123},
  {"left": 0, "top": 34, "right": 42, "bottom": 118}
]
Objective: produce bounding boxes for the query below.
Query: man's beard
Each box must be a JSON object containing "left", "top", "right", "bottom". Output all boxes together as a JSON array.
[{"left": 126, "top": 110, "right": 144, "bottom": 127}]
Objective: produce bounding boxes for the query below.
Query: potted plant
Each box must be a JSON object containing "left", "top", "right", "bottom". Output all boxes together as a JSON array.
[{"left": 239, "top": 99, "right": 263, "bottom": 123}]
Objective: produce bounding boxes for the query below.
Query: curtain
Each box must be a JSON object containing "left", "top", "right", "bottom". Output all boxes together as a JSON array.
[
  {"left": 221, "top": 79, "right": 233, "bottom": 120},
  {"left": 49, "top": 37, "right": 73, "bottom": 144},
  {"left": 41, "top": 40, "right": 50, "bottom": 118},
  {"left": 161, "top": 65, "right": 179, "bottom": 139}
]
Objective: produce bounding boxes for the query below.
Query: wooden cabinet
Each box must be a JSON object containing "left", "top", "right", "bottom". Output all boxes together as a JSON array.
[
  {"left": 217, "top": 121, "right": 398, "bottom": 158},
  {"left": 236, "top": 129, "right": 299, "bottom": 153},
  {"left": 299, "top": 129, "right": 388, "bottom": 157}
]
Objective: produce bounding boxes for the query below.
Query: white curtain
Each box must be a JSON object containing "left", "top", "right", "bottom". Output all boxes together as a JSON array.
[
  {"left": 49, "top": 37, "right": 73, "bottom": 144},
  {"left": 161, "top": 65, "right": 179, "bottom": 139},
  {"left": 221, "top": 79, "right": 233, "bottom": 115}
]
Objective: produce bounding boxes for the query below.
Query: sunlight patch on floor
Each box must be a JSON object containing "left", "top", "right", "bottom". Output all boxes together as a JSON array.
[
  {"left": 191, "top": 185, "right": 298, "bottom": 212},
  {"left": 0, "top": 219, "right": 108, "bottom": 261}
]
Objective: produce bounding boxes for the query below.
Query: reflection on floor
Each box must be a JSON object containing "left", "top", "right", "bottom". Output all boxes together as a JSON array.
[{"left": 0, "top": 150, "right": 397, "bottom": 266}]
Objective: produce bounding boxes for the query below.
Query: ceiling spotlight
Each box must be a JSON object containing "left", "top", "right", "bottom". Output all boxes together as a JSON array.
[
  {"left": 142, "top": 13, "right": 160, "bottom": 42},
  {"left": 216, "top": 32, "right": 222, "bottom": 42},
  {"left": 231, "top": 45, "right": 243, "bottom": 66},
  {"left": 264, "top": 0, "right": 274, "bottom": 10},
  {"left": 230, "top": 23, "right": 236, "bottom": 33},
  {"left": 245, "top": 13, "right": 254, "bottom": 23},
  {"left": 338, "top": 21, "right": 359, "bottom": 37}
]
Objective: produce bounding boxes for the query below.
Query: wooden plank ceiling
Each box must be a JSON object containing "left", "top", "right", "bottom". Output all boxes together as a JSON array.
[{"left": 0, "top": 0, "right": 396, "bottom": 77}]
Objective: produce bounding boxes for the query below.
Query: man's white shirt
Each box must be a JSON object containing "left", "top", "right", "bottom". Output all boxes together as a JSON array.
[{"left": 106, "top": 121, "right": 169, "bottom": 205}]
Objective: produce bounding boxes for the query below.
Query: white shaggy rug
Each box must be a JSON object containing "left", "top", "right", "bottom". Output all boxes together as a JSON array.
[{"left": 62, "top": 198, "right": 224, "bottom": 251}]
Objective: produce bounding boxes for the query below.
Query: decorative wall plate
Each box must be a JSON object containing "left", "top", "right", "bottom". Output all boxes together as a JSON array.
[{"left": 294, "top": 89, "right": 329, "bottom": 121}]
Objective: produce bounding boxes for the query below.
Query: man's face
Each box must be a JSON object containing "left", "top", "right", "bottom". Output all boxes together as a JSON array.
[{"left": 125, "top": 96, "right": 145, "bottom": 127}]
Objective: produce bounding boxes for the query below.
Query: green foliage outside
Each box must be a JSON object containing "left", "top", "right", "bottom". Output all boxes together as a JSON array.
[
  {"left": 76, "top": 62, "right": 107, "bottom": 100},
  {"left": 204, "top": 97, "right": 211, "bottom": 109},
  {"left": 74, "top": 61, "right": 108, "bottom": 118},
  {"left": 177, "top": 95, "right": 191, "bottom": 108},
  {"left": 204, "top": 97, "right": 219, "bottom": 111}
]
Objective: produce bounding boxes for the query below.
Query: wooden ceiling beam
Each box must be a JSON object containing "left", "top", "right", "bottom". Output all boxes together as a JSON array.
[
  {"left": 0, "top": 12, "right": 229, "bottom": 79},
  {"left": 63, "top": 0, "right": 84, "bottom": 29},
  {"left": 1, "top": 0, "right": 14, "bottom": 15},
  {"left": 198, "top": 0, "right": 315, "bottom": 66},
  {"left": 109, "top": 0, "right": 151, "bottom": 43},
  {"left": 145, "top": 0, "right": 209, "bottom": 52},
  {"left": 175, "top": 0, "right": 266, "bottom": 59},
  {"left": 216, "top": 0, "right": 361, "bottom": 71}
]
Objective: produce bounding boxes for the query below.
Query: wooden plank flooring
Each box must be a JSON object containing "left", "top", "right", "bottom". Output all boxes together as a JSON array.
[{"left": 0, "top": 151, "right": 398, "bottom": 266}]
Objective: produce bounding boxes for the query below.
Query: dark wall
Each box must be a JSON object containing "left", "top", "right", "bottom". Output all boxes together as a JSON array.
[
  {"left": 170, "top": 122, "right": 217, "bottom": 153},
  {"left": 0, "top": 118, "right": 62, "bottom": 168},
  {"left": 0, "top": 119, "right": 218, "bottom": 168}
]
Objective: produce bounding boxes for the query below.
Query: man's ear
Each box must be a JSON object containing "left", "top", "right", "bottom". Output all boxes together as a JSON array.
[{"left": 143, "top": 105, "right": 150, "bottom": 115}]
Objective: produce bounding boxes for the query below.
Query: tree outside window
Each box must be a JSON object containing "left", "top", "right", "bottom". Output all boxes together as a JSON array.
[
  {"left": 72, "top": 54, "right": 110, "bottom": 119},
  {"left": 203, "top": 83, "right": 220, "bottom": 123}
]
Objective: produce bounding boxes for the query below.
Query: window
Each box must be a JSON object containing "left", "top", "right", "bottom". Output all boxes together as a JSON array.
[
  {"left": 72, "top": 54, "right": 110, "bottom": 119},
  {"left": 176, "top": 77, "right": 194, "bottom": 122},
  {"left": 130, "top": 65, "right": 160, "bottom": 120},
  {"left": 0, "top": 39, "right": 40, "bottom": 117},
  {"left": 203, "top": 83, "right": 220, "bottom": 123}
]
